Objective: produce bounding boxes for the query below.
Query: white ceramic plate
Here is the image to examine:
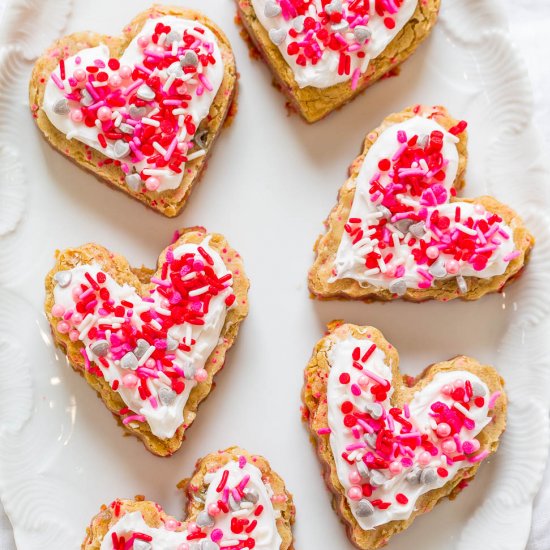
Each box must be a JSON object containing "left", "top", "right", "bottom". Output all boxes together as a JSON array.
[{"left": 1, "top": 0, "right": 549, "bottom": 548}]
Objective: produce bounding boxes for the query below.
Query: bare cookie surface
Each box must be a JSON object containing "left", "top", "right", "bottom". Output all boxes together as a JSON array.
[
  {"left": 45, "top": 227, "right": 249, "bottom": 456},
  {"left": 309, "top": 105, "right": 534, "bottom": 301},
  {"left": 236, "top": 0, "right": 440, "bottom": 122},
  {"left": 302, "top": 321, "right": 507, "bottom": 549},
  {"left": 82, "top": 447, "right": 295, "bottom": 549},
  {"left": 30, "top": 6, "right": 237, "bottom": 216}
]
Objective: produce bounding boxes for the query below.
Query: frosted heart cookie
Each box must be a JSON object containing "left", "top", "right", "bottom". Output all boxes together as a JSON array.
[
  {"left": 82, "top": 447, "right": 295, "bottom": 549},
  {"left": 309, "top": 105, "right": 534, "bottom": 301},
  {"left": 45, "top": 227, "right": 249, "bottom": 456},
  {"left": 302, "top": 321, "right": 506, "bottom": 549},
  {"left": 30, "top": 6, "right": 237, "bottom": 217},
  {"left": 236, "top": 0, "right": 439, "bottom": 122}
]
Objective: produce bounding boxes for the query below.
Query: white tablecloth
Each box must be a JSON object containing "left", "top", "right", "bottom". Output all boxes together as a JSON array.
[{"left": 0, "top": 0, "right": 549, "bottom": 548}]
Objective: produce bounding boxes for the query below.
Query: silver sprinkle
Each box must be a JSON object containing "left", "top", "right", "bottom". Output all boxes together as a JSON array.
[
  {"left": 165, "top": 30, "right": 180, "bottom": 47},
  {"left": 90, "top": 339, "right": 109, "bottom": 357},
  {"left": 429, "top": 262, "right": 447, "bottom": 279},
  {"left": 53, "top": 98, "right": 70, "bottom": 115},
  {"left": 353, "top": 25, "right": 371, "bottom": 42},
  {"left": 125, "top": 173, "right": 142, "bottom": 192},
  {"left": 420, "top": 467, "right": 437, "bottom": 485},
  {"left": 119, "top": 122, "right": 135, "bottom": 135},
  {"left": 456, "top": 274, "right": 468, "bottom": 294},
  {"left": 264, "top": 0, "right": 282, "bottom": 17},
  {"left": 136, "top": 84, "right": 155, "bottom": 102},
  {"left": 167, "top": 61, "right": 184, "bottom": 78},
  {"left": 471, "top": 381, "right": 486, "bottom": 397},
  {"left": 356, "top": 460, "right": 370, "bottom": 479},
  {"left": 54, "top": 270, "right": 72, "bottom": 288},
  {"left": 129, "top": 105, "right": 146, "bottom": 119},
  {"left": 365, "top": 402, "right": 383, "bottom": 419},
  {"left": 269, "top": 28, "right": 287, "bottom": 45},
  {"left": 112, "top": 140, "right": 130, "bottom": 159},
  {"left": 389, "top": 279, "right": 407, "bottom": 297},
  {"left": 355, "top": 499, "right": 374, "bottom": 517},
  {"left": 133, "top": 541, "right": 152, "bottom": 550},
  {"left": 406, "top": 469, "right": 422, "bottom": 484},
  {"left": 180, "top": 50, "right": 199, "bottom": 67},
  {"left": 80, "top": 88, "right": 93, "bottom": 107},
  {"left": 201, "top": 542, "right": 219, "bottom": 550},
  {"left": 243, "top": 488, "right": 259, "bottom": 503},
  {"left": 184, "top": 363, "right": 196, "bottom": 380},
  {"left": 394, "top": 219, "right": 413, "bottom": 234},
  {"left": 369, "top": 470, "right": 387, "bottom": 487},
  {"left": 292, "top": 16, "right": 305, "bottom": 32},
  {"left": 134, "top": 338, "right": 150, "bottom": 359},
  {"left": 409, "top": 222, "right": 426, "bottom": 238},
  {"left": 418, "top": 134, "right": 429, "bottom": 149},
  {"left": 228, "top": 495, "right": 240, "bottom": 511},
  {"left": 166, "top": 336, "right": 178, "bottom": 351},
  {"left": 325, "top": 0, "right": 342, "bottom": 14},
  {"left": 363, "top": 433, "right": 377, "bottom": 450},
  {"left": 196, "top": 510, "right": 215, "bottom": 528},
  {"left": 158, "top": 387, "right": 177, "bottom": 406},
  {"left": 120, "top": 351, "right": 138, "bottom": 370},
  {"left": 378, "top": 205, "right": 391, "bottom": 219}
]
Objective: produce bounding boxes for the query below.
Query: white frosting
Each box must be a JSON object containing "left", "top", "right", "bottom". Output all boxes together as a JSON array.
[
  {"left": 332, "top": 116, "right": 516, "bottom": 288},
  {"left": 43, "top": 16, "right": 224, "bottom": 192},
  {"left": 100, "top": 461, "right": 282, "bottom": 550},
  {"left": 251, "top": 0, "right": 417, "bottom": 88},
  {"left": 53, "top": 238, "right": 231, "bottom": 439},
  {"left": 327, "top": 335, "right": 492, "bottom": 529}
]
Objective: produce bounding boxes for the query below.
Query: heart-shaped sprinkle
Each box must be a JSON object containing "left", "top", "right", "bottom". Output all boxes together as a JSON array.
[
  {"left": 304, "top": 324, "right": 506, "bottom": 544},
  {"left": 251, "top": 0, "right": 418, "bottom": 89},
  {"left": 53, "top": 270, "right": 72, "bottom": 288},
  {"left": 42, "top": 16, "right": 225, "bottom": 194},
  {"left": 320, "top": 113, "right": 529, "bottom": 297},
  {"left": 52, "top": 98, "right": 70, "bottom": 115},
  {"left": 124, "top": 172, "right": 141, "bottom": 191},
  {"left": 269, "top": 27, "right": 287, "bottom": 45},
  {"left": 93, "top": 454, "right": 290, "bottom": 550},
  {"left": 264, "top": 0, "right": 282, "bottom": 18},
  {"left": 48, "top": 233, "right": 247, "bottom": 450}
]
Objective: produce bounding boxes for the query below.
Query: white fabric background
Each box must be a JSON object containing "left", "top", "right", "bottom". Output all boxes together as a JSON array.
[{"left": 0, "top": 0, "right": 549, "bottom": 548}]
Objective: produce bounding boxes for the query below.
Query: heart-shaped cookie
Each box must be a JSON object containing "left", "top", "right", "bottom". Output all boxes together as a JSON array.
[
  {"left": 83, "top": 447, "right": 295, "bottom": 550},
  {"left": 30, "top": 7, "right": 237, "bottom": 217},
  {"left": 309, "top": 105, "right": 534, "bottom": 301},
  {"left": 302, "top": 321, "right": 506, "bottom": 549},
  {"left": 236, "top": 0, "right": 439, "bottom": 122},
  {"left": 45, "top": 227, "right": 249, "bottom": 456}
]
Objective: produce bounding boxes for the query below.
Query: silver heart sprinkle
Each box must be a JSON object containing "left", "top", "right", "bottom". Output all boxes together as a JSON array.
[
  {"left": 167, "top": 61, "right": 184, "bottom": 78},
  {"left": 112, "top": 140, "right": 130, "bottom": 159},
  {"left": 165, "top": 30, "right": 180, "bottom": 46},
  {"left": 243, "top": 488, "right": 259, "bottom": 503},
  {"left": 90, "top": 339, "right": 109, "bottom": 357},
  {"left": 158, "top": 387, "right": 177, "bottom": 406},
  {"left": 292, "top": 16, "right": 305, "bottom": 32},
  {"left": 119, "top": 122, "right": 135, "bottom": 135},
  {"left": 53, "top": 98, "right": 70, "bottom": 115},
  {"left": 136, "top": 84, "right": 155, "bottom": 102},
  {"left": 128, "top": 105, "right": 146, "bottom": 119},
  {"left": 120, "top": 351, "right": 138, "bottom": 370},
  {"left": 134, "top": 338, "right": 150, "bottom": 359},
  {"left": 420, "top": 467, "right": 437, "bottom": 485},
  {"left": 264, "top": 0, "right": 282, "bottom": 17},
  {"left": 133, "top": 541, "right": 152, "bottom": 550},
  {"left": 331, "top": 21, "right": 349, "bottom": 32},
  {"left": 54, "top": 270, "right": 72, "bottom": 288},
  {"left": 429, "top": 262, "right": 447, "bottom": 279},
  {"left": 125, "top": 173, "right": 141, "bottom": 192},
  {"left": 180, "top": 50, "right": 199, "bottom": 67},
  {"left": 325, "top": 0, "right": 342, "bottom": 14},
  {"left": 409, "top": 222, "right": 426, "bottom": 238},
  {"left": 353, "top": 25, "right": 371, "bottom": 42},
  {"left": 356, "top": 499, "right": 374, "bottom": 517},
  {"left": 389, "top": 279, "right": 407, "bottom": 296},
  {"left": 269, "top": 28, "right": 287, "bottom": 45},
  {"left": 196, "top": 510, "right": 215, "bottom": 528},
  {"left": 80, "top": 88, "right": 93, "bottom": 107}
]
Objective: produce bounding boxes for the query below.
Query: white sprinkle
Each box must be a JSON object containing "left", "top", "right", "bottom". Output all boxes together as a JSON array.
[
  {"left": 185, "top": 324, "right": 192, "bottom": 345},
  {"left": 187, "top": 149, "right": 206, "bottom": 161},
  {"left": 377, "top": 256, "right": 387, "bottom": 273},
  {"left": 137, "top": 345, "right": 155, "bottom": 366},
  {"left": 155, "top": 306, "right": 171, "bottom": 316},
  {"left": 189, "top": 285, "right": 209, "bottom": 297},
  {"left": 150, "top": 319, "right": 162, "bottom": 331},
  {"left": 163, "top": 72, "right": 177, "bottom": 92},
  {"left": 455, "top": 223, "right": 477, "bottom": 236},
  {"left": 153, "top": 142, "right": 168, "bottom": 156},
  {"left": 142, "top": 117, "right": 160, "bottom": 127},
  {"left": 92, "top": 80, "right": 108, "bottom": 87},
  {"left": 454, "top": 402, "right": 475, "bottom": 420},
  {"left": 173, "top": 108, "right": 187, "bottom": 115},
  {"left": 143, "top": 168, "right": 172, "bottom": 176}
]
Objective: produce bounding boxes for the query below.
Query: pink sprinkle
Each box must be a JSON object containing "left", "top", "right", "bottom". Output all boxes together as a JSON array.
[
  {"left": 122, "top": 414, "right": 146, "bottom": 425},
  {"left": 468, "top": 450, "right": 489, "bottom": 463},
  {"left": 351, "top": 383, "right": 361, "bottom": 396},
  {"left": 403, "top": 404, "right": 410, "bottom": 418},
  {"left": 50, "top": 72, "right": 65, "bottom": 90},
  {"left": 351, "top": 68, "right": 361, "bottom": 91},
  {"left": 317, "top": 427, "right": 331, "bottom": 435},
  {"left": 238, "top": 455, "right": 247, "bottom": 469},
  {"left": 396, "top": 130, "right": 407, "bottom": 143},
  {"left": 503, "top": 250, "right": 520, "bottom": 262},
  {"left": 81, "top": 348, "right": 91, "bottom": 371},
  {"left": 198, "top": 73, "right": 213, "bottom": 91},
  {"left": 488, "top": 391, "right": 501, "bottom": 409}
]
